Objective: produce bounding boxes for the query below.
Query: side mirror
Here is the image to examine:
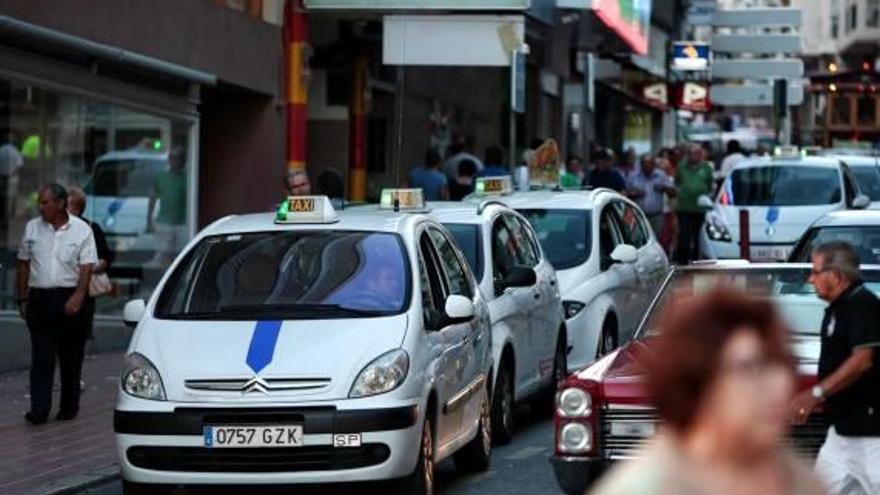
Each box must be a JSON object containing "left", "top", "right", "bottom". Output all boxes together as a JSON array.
[
  {"left": 444, "top": 294, "right": 475, "bottom": 325},
  {"left": 496, "top": 265, "right": 537, "bottom": 293},
  {"left": 697, "top": 194, "right": 715, "bottom": 210},
  {"left": 123, "top": 299, "right": 146, "bottom": 329},
  {"left": 852, "top": 194, "right": 871, "bottom": 210},
  {"left": 610, "top": 244, "right": 638, "bottom": 264}
]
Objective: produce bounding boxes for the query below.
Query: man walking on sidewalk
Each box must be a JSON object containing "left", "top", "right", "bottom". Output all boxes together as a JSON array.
[
  {"left": 16, "top": 183, "right": 97, "bottom": 425},
  {"left": 791, "top": 242, "right": 880, "bottom": 494}
]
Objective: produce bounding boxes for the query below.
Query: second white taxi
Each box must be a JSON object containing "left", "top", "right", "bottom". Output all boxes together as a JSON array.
[{"left": 428, "top": 183, "right": 565, "bottom": 441}]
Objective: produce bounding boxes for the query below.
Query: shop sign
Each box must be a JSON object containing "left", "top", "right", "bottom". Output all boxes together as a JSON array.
[
  {"left": 306, "top": 0, "right": 529, "bottom": 9},
  {"left": 641, "top": 82, "right": 668, "bottom": 108},
  {"left": 676, "top": 82, "right": 711, "bottom": 112},
  {"left": 672, "top": 42, "right": 711, "bottom": 71}
]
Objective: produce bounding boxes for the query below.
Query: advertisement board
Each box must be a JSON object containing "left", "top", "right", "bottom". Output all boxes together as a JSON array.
[
  {"left": 557, "top": 0, "right": 651, "bottom": 54},
  {"left": 672, "top": 42, "right": 711, "bottom": 71},
  {"left": 306, "top": 0, "right": 529, "bottom": 8}
]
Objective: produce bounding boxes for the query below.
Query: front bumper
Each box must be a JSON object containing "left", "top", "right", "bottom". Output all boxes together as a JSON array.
[
  {"left": 550, "top": 456, "right": 608, "bottom": 495},
  {"left": 115, "top": 404, "right": 421, "bottom": 485}
]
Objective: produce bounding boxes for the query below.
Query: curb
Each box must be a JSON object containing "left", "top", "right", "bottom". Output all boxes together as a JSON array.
[{"left": 34, "top": 464, "right": 120, "bottom": 495}]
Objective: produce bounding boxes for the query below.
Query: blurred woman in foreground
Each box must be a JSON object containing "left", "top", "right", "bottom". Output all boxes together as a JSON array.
[{"left": 590, "top": 290, "right": 825, "bottom": 495}]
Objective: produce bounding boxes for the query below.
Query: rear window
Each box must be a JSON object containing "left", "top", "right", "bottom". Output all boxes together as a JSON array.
[
  {"left": 155, "top": 231, "right": 410, "bottom": 320},
  {"left": 85, "top": 159, "right": 166, "bottom": 197},
  {"left": 516, "top": 209, "right": 591, "bottom": 270},
  {"left": 789, "top": 226, "right": 880, "bottom": 264},
  {"left": 851, "top": 166, "right": 880, "bottom": 201},
  {"left": 724, "top": 166, "right": 841, "bottom": 206},
  {"left": 444, "top": 223, "right": 483, "bottom": 281}
]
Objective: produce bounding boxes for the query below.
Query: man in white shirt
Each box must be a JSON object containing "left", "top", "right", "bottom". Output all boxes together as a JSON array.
[
  {"left": 16, "top": 183, "right": 97, "bottom": 425},
  {"left": 718, "top": 139, "right": 746, "bottom": 182}
]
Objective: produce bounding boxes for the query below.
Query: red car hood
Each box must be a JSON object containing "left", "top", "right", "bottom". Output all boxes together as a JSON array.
[{"left": 576, "top": 337, "right": 819, "bottom": 406}]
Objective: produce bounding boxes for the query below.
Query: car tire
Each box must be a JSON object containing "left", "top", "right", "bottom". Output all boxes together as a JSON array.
[
  {"left": 122, "top": 480, "right": 172, "bottom": 495},
  {"left": 534, "top": 334, "right": 567, "bottom": 418},
  {"left": 491, "top": 362, "right": 516, "bottom": 445},
  {"left": 453, "top": 385, "right": 492, "bottom": 473},
  {"left": 597, "top": 320, "right": 618, "bottom": 358},
  {"left": 401, "top": 417, "right": 435, "bottom": 495}
]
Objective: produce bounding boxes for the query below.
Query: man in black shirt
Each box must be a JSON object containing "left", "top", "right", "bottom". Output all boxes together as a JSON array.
[
  {"left": 586, "top": 148, "right": 626, "bottom": 192},
  {"left": 791, "top": 241, "right": 880, "bottom": 494}
]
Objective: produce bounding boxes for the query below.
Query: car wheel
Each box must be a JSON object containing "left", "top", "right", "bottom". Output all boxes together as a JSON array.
[
  {"left": 122, "top": 481, "right": 172, "bottom": 495},
  {"left": 491, "top": 363, "right": 515, "bottom": 444},
  {"left": 597, "top": 321, "right": 617, "bottom": 358},
  {"left": 454, "top": 385, "right": 492, "bottom": 472},
  {"left": 534, "top": 335, "right": 567, "bottom": 417},
  {"left": 402, "top": 417, "right": 435, "bottom": 495}
]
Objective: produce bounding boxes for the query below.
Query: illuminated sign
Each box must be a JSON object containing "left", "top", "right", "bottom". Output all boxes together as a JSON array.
[
  {"left": 306, "top": 0, "right": 529, "bottom": 9},
  {"left": 275, "top": 196, "right": 338, "bottom": 224},
  {"left": 672, "top": 42, "right": 711, "bottom": 71},
  {"left": 558, "top": 0, "right": 652, "bottom": 55},
  {"left": 475, "top": 177, "right": 513, "bottom": 195},
  {"left": 380, "top": 189, "right": 427, "bottom": 211}
]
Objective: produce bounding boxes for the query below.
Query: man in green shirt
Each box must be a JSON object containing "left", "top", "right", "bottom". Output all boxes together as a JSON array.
[
  {"left": 148, "top": 149, "right": 187, "bottom": 267},
  {"left": 560, "top": 155, "right": 584, "bottom": 188},
  {"left": 675, "top": 145, "right": 714, "bottom": 264}
]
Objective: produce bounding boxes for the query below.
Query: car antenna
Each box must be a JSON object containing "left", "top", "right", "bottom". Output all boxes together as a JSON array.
[{"left": 393, "top": 197, "right": 400, "bottom": 212}]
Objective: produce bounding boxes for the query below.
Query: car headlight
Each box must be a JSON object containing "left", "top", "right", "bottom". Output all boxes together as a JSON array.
[
  {"left": 562, "top": 301, "right": 586, "bottom": 319},
  {"left": 557, "top": 387, "right": 592, "bottom": 418},
  {"left": 705, "top": 217, "right": 732, "bottom": 242},
  {"left": 349, "top": 349, "right": 410, "bottom": 398},
  {"left": 559, "top": 422, "right": 592, "bottom": 454},
  {"left": 121, "top": 353, "right": 166, "bottom": 401}
]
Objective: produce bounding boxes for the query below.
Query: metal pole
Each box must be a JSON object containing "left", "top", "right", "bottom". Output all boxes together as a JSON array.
[{"left": 509, "top": 110, "right": 516, "bottom": 173}]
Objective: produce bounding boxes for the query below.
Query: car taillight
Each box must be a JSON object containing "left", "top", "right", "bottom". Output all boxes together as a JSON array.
[{"left": 554, "top": 381, "right": 600, "bottom": 456}]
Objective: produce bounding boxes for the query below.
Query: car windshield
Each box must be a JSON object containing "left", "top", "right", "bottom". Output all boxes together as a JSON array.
[
  {"left": 851, "top": 166, "right": 880, "bottom": 201},
  {"left": 444, "top": 223, "right": 483, "bottom": 282},
  {"left": 155, "top": 231, "right": 410, "bottom": 320},
  {"left": 639, "top": 267, "right": 880, "bottom": 338},
  {"left": 84, "top": 158, "right": 167, "bottom": 197},
  {"left": 517, "top": 209, "right": 591, "bottom": 270},
  {"left": 789, "top": 226, "right": 880, "bottom": 264},
  {"left": 724, "top": 166, "right": 841, "bottom": 206}
]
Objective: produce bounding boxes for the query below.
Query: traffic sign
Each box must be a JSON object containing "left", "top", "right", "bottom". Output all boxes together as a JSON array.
[
  {"left": 712, "top": 59, "right": 803, "bottom": 79},
  {"left": 672, "top": 42, "right": 711, "bottom": 71},
  {"left": 711, "top": 83, "right": 803, "bottom": 106},
  {"left": 511, "top": 50, "right": 526, "bottom": 113}
]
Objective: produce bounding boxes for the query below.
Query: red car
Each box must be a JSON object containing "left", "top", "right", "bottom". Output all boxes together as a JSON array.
[{"left": 550, "top": 263, "right": 880, "bottom": 495}]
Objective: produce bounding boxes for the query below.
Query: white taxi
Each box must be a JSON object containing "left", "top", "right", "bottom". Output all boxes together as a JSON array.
[
  {"left": 700, "top": 149, "right": 870, "bottom": 262},
  {"left": 426, "top": 178, "right": 565, "bottom": 442},
  {"left": 115, "top": 192, "right": 493, "bottom": 495},
  {"left": 469, "top": 186, "right": 668, "bottom": 372}
]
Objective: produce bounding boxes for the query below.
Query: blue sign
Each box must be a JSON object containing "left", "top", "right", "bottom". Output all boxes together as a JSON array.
[
  {"left": 511, "top": 50, "right": 526, "bottom": 114},
  {"left": 672, "top": 42, "right": 711, "bottom": 71}
]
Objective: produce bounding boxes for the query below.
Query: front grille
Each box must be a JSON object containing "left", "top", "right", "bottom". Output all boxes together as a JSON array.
[
  {"left": 601, "top": 407, "right": 828, "bottom": 460},
  {"left": 185, "top": 377, "right": 331, "bottom": 393},
  {"left": 127, "top": 444, "right": 391, "bottom": 473}
]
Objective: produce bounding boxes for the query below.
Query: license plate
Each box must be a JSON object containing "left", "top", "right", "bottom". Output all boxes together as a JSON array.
[
  {"left": 610, "top": 421, "right": 656, "bottom": 437},
  {"left": 204, "top": 425, "right": 303, "bottom": 448},
  {"left": 750, "top": 247, "right": 789, "bottom": 261}
]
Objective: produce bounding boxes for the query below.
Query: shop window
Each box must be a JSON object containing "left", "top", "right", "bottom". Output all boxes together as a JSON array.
[
  {"left": 0, "top": 78, "right": 194, "bottom": 315},
  {"left": 830, "top": 94, "right": 852, "bottom": 126},
  {"left": 857, "top": 94, "right": 878, "bottom": 127}
]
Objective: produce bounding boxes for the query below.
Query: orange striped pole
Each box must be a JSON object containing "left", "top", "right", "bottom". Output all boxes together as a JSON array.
[
  {"left": 286, "top": 0, "right": 308, "bottom": 172},
  {"left": 349, "top": 56, "right": 368, "bottom": 201}
]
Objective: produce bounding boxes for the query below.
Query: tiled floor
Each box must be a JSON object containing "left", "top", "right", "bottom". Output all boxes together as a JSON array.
[{"left": 0, "top": 351, "right": 123, "bottom": 495}]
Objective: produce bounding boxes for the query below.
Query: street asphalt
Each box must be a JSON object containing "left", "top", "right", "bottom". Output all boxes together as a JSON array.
[{"left": 76, "top": 404, "right": 565, "bottom": 495}]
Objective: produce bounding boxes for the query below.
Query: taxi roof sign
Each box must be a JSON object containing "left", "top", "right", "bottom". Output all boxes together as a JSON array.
[
  {"left": 275, "top": 195, "right": 339, "bottom": 224},
  {"left": 474, "top": 176, "right": 513, "bottom": 196},
  {"left": 773, "top": 145, "right": 804, "bottom": 159},
  {"left": 379, "top": 188, "right": 427, "bottom": 212}
]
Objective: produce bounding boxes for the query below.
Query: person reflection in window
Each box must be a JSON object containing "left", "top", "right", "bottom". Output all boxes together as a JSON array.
[{"left": 147, "top": 147, "right": 187, "bottom": 267}]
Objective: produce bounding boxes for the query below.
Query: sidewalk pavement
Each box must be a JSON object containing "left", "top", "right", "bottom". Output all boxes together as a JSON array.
[{"left": 0, "top": 351, "right": 124, "bottom": 495}]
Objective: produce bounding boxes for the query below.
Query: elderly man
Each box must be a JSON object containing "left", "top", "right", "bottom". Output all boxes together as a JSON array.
[
  {"left": 16, "top": 184, "right": 97, "bottom": 425},
  {"left": 791, "top": 242, "right": 880, "bottom": 494},
  {"left": 674, "top": 145, "right": 714, "bottom": 264},
  {"left": 626, "top": 153, "right": 677, "bottom": 237}
]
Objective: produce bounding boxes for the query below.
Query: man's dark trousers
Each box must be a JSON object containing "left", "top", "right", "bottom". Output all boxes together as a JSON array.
[
  {"left": 26, "top": 288, "right": 88, "bottom": 415},
  {"left": 676, "top": 211, "right": 705, "bottom": 265}
]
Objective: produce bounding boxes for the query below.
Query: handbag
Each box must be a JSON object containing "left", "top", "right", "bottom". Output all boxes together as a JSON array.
[{"left": 89, "top": 273, "right": 114, "bottom": 298}]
